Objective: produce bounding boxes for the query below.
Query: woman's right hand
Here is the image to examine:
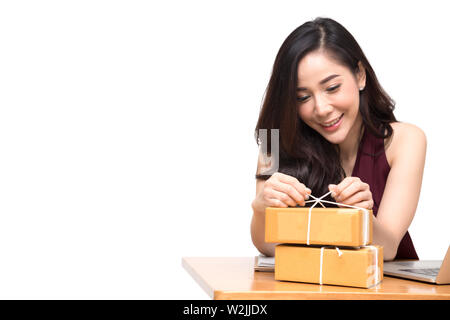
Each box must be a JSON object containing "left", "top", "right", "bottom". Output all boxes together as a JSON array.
[{"left": 252, "top": 172, "right": 312, "bottom": 212}]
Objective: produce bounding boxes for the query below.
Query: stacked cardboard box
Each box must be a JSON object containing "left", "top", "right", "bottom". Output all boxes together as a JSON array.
[{"left": 265, "top": 207, "right": 383, "bottom": 288}]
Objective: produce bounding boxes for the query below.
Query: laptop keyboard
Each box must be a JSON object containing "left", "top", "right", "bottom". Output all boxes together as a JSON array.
[{"left": 398, "top": 268, "right": 440, "bottom": 277}]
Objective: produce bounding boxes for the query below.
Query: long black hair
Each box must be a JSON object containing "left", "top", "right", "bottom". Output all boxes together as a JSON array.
[{"left": 254, "top": 17, "right": 396, "bottom": 202}]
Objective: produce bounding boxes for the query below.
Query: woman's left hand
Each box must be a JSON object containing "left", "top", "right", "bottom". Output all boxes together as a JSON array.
[{"left": 328, "top": 177, "right": 374, "bottom": 210}]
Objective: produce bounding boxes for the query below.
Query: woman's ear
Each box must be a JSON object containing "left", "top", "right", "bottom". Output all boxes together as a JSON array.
[{"left": 357, "top": 61, "right": 366, "bottom": 90}]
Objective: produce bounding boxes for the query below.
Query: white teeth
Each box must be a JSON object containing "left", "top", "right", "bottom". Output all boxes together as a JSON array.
[{"left": 323, "top": 115, "right": 342, "bottom": 127}]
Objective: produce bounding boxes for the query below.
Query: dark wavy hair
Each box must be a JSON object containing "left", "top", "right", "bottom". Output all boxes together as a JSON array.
[{"left": 254, "top": 17, "right": 396, "bottom": 203}]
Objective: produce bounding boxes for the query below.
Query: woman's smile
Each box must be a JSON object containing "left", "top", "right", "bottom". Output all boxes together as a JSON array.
[{"left": 319, "top": 113, "right": 344, "bottom": 131}]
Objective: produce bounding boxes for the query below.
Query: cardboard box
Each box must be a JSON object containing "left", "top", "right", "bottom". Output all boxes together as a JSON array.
[
  {"left": 275, "top": 244, "right": 383, "bottom": 288},
  {"left": 265, "top": 207, "right": 373, "bottom": 246}
]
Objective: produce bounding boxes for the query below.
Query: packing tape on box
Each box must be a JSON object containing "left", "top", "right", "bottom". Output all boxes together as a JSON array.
[
  {"left": 305, "top": 191, "right": 370, "bottom": 245},
  {"left": 319, "top": 245, "right": 380, "bottom": 286}
]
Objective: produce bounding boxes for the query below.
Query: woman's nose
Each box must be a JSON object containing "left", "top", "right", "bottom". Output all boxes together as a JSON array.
[{"left": 314, "top": 95, "right": 333, "bottom": 117}]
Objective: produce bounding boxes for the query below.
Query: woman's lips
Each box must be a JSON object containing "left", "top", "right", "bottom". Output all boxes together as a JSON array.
[{"left": 320, "top": 113, "right": 344, "bottom": 131}]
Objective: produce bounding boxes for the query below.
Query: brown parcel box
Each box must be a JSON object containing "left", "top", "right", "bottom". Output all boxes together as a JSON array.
[
  {"left": 265, "top": 207, "right": 373, "bottom": 247},
  {"left": 275, "top": 244, "right": 383, "bottom": 288}
]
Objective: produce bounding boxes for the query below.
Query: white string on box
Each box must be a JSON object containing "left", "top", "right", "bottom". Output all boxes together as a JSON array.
[
  {"left": 319, "top": 246, "right": 343, "bottom": 285},
  {"left": 318, "top": 245, "right": 379, "bottom": 286},
  {"left": 305, "top": 191, "right": 370, "bottom": 245},
  {"left": 364, "top": 245, "right": 380, "bottom": 287},
  {"left": 319, "top": 247, "right": 325, "bottom": 285},
  {"left": 305, "top": 191, "right": 378, "bottom": 286}
]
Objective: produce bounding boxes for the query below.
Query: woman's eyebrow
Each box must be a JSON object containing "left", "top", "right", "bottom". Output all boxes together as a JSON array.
[{"left": 297, "top": 74, "right": 341, "bottom": 91}]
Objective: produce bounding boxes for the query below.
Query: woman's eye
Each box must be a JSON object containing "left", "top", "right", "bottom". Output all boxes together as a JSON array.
[
  {"left": 297, "top": 95, "right": 310, "bottom": 102},
  {"left": 326, "top": 84, "right": 341, "bottom": 92}
]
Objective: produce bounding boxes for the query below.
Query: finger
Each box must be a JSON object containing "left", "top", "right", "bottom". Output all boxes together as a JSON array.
[
  {"left": 336, "top": 183, "right": 360, "bottom": 202},
  {"left": 332, "top": 177, "right": 355, "bottom": 199},
  {"left": 335, "top": 178, "right": 364, "bottom": 202},
  {"left": 339, "top": 181, "right": 370, "bottom": 203},
  {"left": 276, "top": 174, "right": 311, "bottom": 197},
  {"left": 274, "top": 172, "right": 307, "bottom": 191},
  {"left": 267, "top": 198, "right": 289, "bottom": 208},
  {"left": 271, "top": 179, "right": 307, "bottom": 206},
  {"left": 328, "top": 184, "right": 337, "bottom": 197},
  {"left": 352, "top": 200, "right": 374, "bottom": 210},
  {"left": 339, "top": 190, "right": 371, "bottom": 206},
  {"left": 293, "top": 180, "right": 312, "bottom": 200},
  {"left": 268, "top": 189, "right": 297, "bottom": 207}
]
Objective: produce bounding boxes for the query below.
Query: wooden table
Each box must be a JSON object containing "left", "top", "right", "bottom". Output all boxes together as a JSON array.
[{"left": 182, "top": 257, "right": 450, "bottom": 300}]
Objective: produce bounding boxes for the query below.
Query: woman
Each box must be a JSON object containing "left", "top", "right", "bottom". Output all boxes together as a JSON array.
[{"left": 251, "top": 17, "right": 426, "bottom": 260}]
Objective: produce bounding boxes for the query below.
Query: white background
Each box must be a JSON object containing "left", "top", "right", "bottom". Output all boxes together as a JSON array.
[{"left": 0, "top": 0, "right": 448, "bottom": 299}]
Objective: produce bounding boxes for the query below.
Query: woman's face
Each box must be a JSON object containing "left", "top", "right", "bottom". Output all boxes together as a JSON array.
[{"left": 296, "top": 50, "right": 366, "bottom": 145}]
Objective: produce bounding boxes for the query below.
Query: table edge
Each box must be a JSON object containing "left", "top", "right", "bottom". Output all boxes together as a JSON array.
[
  {"left": 181, "top": 257, "right": 214, "bottom": 299},
  {"left": 183, "top": 257, "right": 450, "bottom": 300},
  {"left": 214, "top": 289, "right": 450, "bottom": 300}
]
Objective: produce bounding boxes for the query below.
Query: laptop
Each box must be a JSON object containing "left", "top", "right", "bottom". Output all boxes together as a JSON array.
[{"left": 383, "top": 245, "right": 450, "bottom": 284}]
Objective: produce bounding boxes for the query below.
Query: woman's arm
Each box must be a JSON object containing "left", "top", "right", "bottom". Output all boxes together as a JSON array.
[
  {"left": 250, "top": 153, "right": 311, "bottom": 257},
  {"left": 330, "top": 122, "right": 427, "bottom": 260},
  {"left": 251, "top": 179, "right": 277, "bottom": 257},
  {"left": 374, "top": 122, "right": 427, "bottom": 260}
]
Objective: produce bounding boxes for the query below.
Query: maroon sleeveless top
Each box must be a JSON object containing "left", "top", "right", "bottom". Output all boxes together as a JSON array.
[{"left": 352, "top": 128, "right": 419, "bottom": 260}]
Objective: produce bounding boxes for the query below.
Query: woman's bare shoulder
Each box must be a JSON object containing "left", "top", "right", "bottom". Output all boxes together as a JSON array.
[{"left": 385, "top": 122, "right": 427, "bottom": 166}]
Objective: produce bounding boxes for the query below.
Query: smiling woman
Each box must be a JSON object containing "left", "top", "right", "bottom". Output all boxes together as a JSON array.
[
  {"left": 296, "top": 54, "right": 365, "bottom": 148},
  {"left": 250, "top": 17, "right": 426, "bottom": 260}
]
